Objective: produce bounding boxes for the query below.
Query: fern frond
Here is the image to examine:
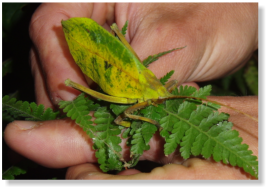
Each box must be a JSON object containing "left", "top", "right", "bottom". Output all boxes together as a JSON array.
[
  {"left": 130, "top": 125, "right": 151, "bottom": 156},
  {"left": 121, "top": 20, "right": 128, "bottom": 36},
  {"left": 160, "top": 70, "right": 174, "bottom": 85},
  {"left": 2, "top": 112, "right": 16, "bottom": 122},
  {"left": 3, "top": 58, "right": 13, "bottom": 77},
  {"left": 59, "top": 93, "right": 95, "bottom": 137},
  {"left": 59, "top": 94, "right": 124, "bottom": 172},
  {"left": 176, "top": 85, "right": 197, "bottom": 96},
  {"left": 143, "top": 47, "right": 186, "bottom": 67},
  {"left": 93, "top": 107, "right": 123, "bottom": 171},
  {"left": 156, "top": 85, "right": 258, "bottom": 178},
  {"left": 110, "top": 103, "right": 131, "bottom": 116},
  {"left": 2, "top": 165, "right": 26, "bottom": 180},
  {"left": 2, "top": 95, "right": 59, "bottom": 121},
  {"left": 191, "top": 85, "right": 212, "bottom": 99},
  {"left": 218, "top": 130, "right": 257, "bottom": 174},
  {"left": 129, "top": 105, "right": 164, "bottom": 156},
  {"left": 124, "top": 121, "right": 141, "bottom": 140}
]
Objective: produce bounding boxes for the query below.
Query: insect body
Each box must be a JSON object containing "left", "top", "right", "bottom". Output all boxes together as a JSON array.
[
  {"left": 62, "top": 17, "right": 186, "bottom": 127},
  {"left": 62, "top": 18, "right": 171, "bottom": 100},
  {"left": 62, "top": 18, "right": 257, "bottom": 127}
]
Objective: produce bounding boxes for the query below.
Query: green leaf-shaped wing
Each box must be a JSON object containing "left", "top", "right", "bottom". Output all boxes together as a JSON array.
[{"left": 62, "top": 17, "right": 170, "bottom": 101}]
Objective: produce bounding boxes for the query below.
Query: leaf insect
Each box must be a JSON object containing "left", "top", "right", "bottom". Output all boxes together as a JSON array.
[{"left": 61, "top": 18, "right": 257, "bottom": 129}]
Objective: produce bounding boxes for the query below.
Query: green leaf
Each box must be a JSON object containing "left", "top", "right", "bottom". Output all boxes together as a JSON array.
[
  {"left": 221, "top": 75, "right": 233, "bottom": 91},
  {"left": 86, "top": 99, "right": 100, "bottom": 111},
  {"left": 2, "top": 3, "right": 27, "bottom": 33},
  {"left": 160, "top": 70, "right": 174, "bottom": 85},
  {"left": 160, "top": 114, "right": 179, "bottom": 140},
  {"left": 110, "top": 103, "right": 131, "bottom": 116},
  {"left": 141, "top": 123, "right": 157, "bottom": 144},
  {"left": 143, "top": 47, "right": 186, "bottom": 67},
  {"left": 60, "top": 94, "right": 124, "bottom": 172},
  {"left": 121, "top": 20, "right": 128, "bottom": 36},
  {"left": 244, "top": 61, "right": 258, "bottom": 95},
  {"left": 2, "top": 95, "right": 59, "bottom": 121},
  {"left": 2, "top": 58, "right": 13, "bottom": 77},
  {"left": 233, "top": 68, "right": 247, "bottom": 95},
  {"left": 122, "top": 127, "right": 131, "bottom": 139},
  {"left": 130, "top": 127, "right": 150, "bottom": 156},
  {"left": 48, "top": 177, "right": 58, "bottom": 180},
  {"left": 157, "top": 85, "right": 258, "bottom": 178},
  {"left": 59, "top": 93, "right": 95, "bottom": 137},
  {"left": 164, "top": 121, "right": 190, "bottom": 155},
  {"left": 2, "top": 166, "right": 27, "bottom": 180},
  {"left": 214, "top": 130, "right": 258, "bottom": 177},
  {"left": 191, "top": 85, "right": 212, "bottom": 99},
  {"left": 94, "top": 107, "right": 123, "bottom": 171}
]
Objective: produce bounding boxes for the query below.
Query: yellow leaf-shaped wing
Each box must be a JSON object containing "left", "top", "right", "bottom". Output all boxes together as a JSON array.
[{"left": 62, "top": 18, "right": 170, "bottom": 101}]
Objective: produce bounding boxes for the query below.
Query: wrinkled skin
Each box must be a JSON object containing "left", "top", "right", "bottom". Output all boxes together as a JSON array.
[{"left": 4, "top": 3, "right": 258, "bottom": 179}]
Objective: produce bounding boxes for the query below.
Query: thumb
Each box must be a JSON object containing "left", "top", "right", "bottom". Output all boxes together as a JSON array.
[{"left": 4, "top": 119, "right": 96, "bottom": 168}]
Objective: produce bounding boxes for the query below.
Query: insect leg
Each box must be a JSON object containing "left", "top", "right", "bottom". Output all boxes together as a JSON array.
[
  {"left": 114, "top": 100, "right": 162, "bottom": 129},
  {"left": 110, "top": 23, "right": 141, "bottom": 62},
  {"left": 164, "top": 80, "right": 178, "bottom": 93},
  {"left": 65, "top": 79, "right": 137, "bottom": 104}
]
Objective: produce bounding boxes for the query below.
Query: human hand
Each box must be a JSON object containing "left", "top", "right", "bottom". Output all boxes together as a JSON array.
[
  {"left": 29, "top": 3, "right": 258, "bottom": 107},
  {"left": 4, "top": 3, "right": 258, "bottom": 180}
]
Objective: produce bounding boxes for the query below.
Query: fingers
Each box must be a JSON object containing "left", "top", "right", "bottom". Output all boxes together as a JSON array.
[
  {"left": 3, "top": 117, "right": 169, "bottom": 168},
  {"left": 29, "top": 3, "right": 116, "bottom": 105},
  {"left": 125, "top": 3, "right": 257, "bottom": 83},
  {"left": 66, "top": 158, "right": 253, "bottom": 180},
  {"left": 208, "top": 96, "right": 258, "bottom": 156},
  {"left": 30, "top": 48, "right": 53, "bottom": 108},
  {"left": 29, "top": 4, "right": 92, "bottom": 104},
  {"left": 3, "top": 117, "right": 174, "bottom": 168},
  {"left": 4, "top": 119, "right": 96, "bottom": 168},
  {"left": 4, "top": 96, "right": 258, "bottom": 170},
  {"left": 3, "top": 94, "right": 258, "bottom": 180}
]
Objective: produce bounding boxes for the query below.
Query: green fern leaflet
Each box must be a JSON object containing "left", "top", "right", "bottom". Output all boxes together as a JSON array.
[{"left": 2, "top": 95, "right": 59, "bottom": 121}]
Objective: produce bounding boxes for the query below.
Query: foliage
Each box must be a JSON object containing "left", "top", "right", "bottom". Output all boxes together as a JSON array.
[
  {"left": 2, "top": 95, "right": 60, "bottom": 179},
  {"left": 59, "top": 95, "right": 124, "bottom": 172},
  {"left": 56, "top": 84, "right": 258, "bottom": 178},
  {"left": 2, "top": 58, "right": 13, "bottom": 77},
  {"left": 121, "top": 20, "right": 128, "bottom": 36},
  {"left": 2, "top": 166, "right": 27, "bottom": 180},
  {"left": 2, "top": 95, "right": 59, "bottom": 121},
  {"left": 59, "top": 17, "right": 258, "bottom": 177},
  {"left": 244, "top": 60, "right": 258, "bottom": 95},
  {"left": 143, "top": 47, "right": 186, "bottom": 67},
  {"left": 158, "top": 87, "right": 258, "bottom": 177},
  {"left": 160, "top": 70, "right": 174, "bottom": 85},
  {"left": 2, "top": 3, "right": 28, "bottom": 38},
  {"left": 2, "top": 3, "right": 42, "bottom": 180}
]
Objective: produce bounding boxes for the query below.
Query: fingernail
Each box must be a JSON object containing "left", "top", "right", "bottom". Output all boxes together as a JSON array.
[{"left": 14, "top": 121, "right": 43, "bottom": 130}]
